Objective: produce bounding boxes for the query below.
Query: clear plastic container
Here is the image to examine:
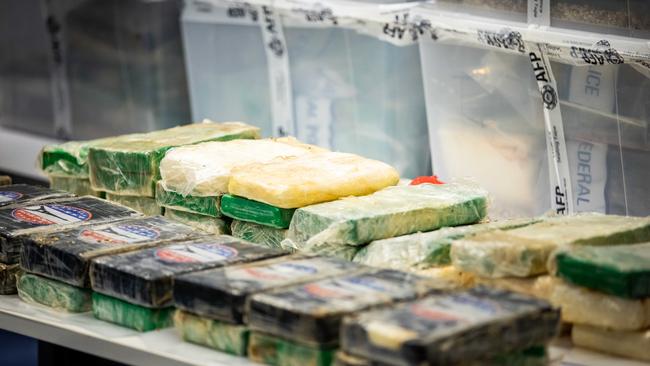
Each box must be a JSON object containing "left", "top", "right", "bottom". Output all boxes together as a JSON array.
[
  {"left": 435, "top": 0, "right": 650, "bottom": 38},
  {"left": 420, "top": 34, "right": 650, "bottom": 218},
  {"left": 182, "top": 1, "right": 431, "bottom": 178}
]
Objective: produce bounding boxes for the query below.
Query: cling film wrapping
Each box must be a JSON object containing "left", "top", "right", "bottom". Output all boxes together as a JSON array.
[
  {"left": 354, "top": 217, "right": 541, "bottom": 271},
  {"left": 220, "top": 195, "right": 296, "bottom": 229},
  {"left": 17, "top": 273, "right": 91, "bottom": 312},
  {"left": 92, "top": 292, "right": 174, "bottom": 332},
  {"left": 20, "top": 216, "right": 200, "bottom": 287},
  {"left": 284, "top": 182, "right": 488, "bottom": 256},
  {"left": 247, "top": 269, "right": 439, "bottom": 346},
  {"left": 340, "top": 287, "right": 559, "bottom": 366},
  {"left": 0, "top": 196, "right": 141, "bottom": 264},
  {"left": 106, "top": 193, "right": 162, "bottom": 216},
  {"left": 88, "top": 121, "right": 261, "bottom": 197},
  {"left": 533, "top": 276, "right": 650, "bottom": 331},
  {"left": 164, "top": 209, "right": 230, "bottom": 235},
  {"left": 90, "top": 236, "right": 287, "bottom": 308},
  {"left": 230, "top": 220, "right": 288, "bottom": 249},
  {"left": 248, "top": 331, "right": 336, "bottom": 366},
  {"left": 0, "top": 184, "right": 72, "bottom": 208},
  {"left": 40, "top": 138, "right": 115, "bottom": 178},
  {"left": 550, "top": 242, "right": 650, "bottom": 299},
  {"left": 173, "top": 255, "right": 359, "bottom": 324},
  {"left": 228, "top": 152, "right": 400, "bottom": 209},
  {"left": 0, "top": 263, "right": 20, "bottom": 294},
  {"left": 451, "top": 214, "right": 650, "bottom": 278},
  {"left": 174, "top": 310, "right": 250, "bottom": 356},
  {"left": 49, "top": 176, "right": 103, "bottom": 197},
  {"left": 156, "top": 181, "right": 220, "bottom": 218},
  {"left": 159, "top": 137, "right": 324, "bottom": 197},
  {"left": 415, "top": 266, "right": 476, "bottom": 290},
  {"left": 572, "top": 325, "right": 650, "bottom": 362}
]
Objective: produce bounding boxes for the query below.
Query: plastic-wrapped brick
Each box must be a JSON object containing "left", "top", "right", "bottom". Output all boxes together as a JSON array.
[
  {"left": 90, "top": 235, "right": 287, "bottom": 308},
  {"left": 247, "top": 331, "right": 336, "bottom": 366},
  {"left": 156, "top": 181, "right": 220, "bottom": 217},
  {"left": 164, "top": 209, "right": 230, "bottom": 235},
  {"left": 92, "top": 292, "right": 174, "bottom": 332},
  {"left": 105, "top": 193, "right": 162, "bottom": 216},
  {"left": 21, "top": 216, "right": 201, "bottom": 287},
  {"left": 247, "top": 269, "right": 439, "bottom": 346},
  {"left": 0, "top": 262, "right": 20, "bottom": 294},
  {"left": 230, "top": 220, "right": 287, "bottom": 249},
  {"left": 0, "top": 196, "right": 141, "bottom": 264},
  {"left": 340, "top": 287, "right": 559, "bottom": 366},
  {"left": 0, "top": 184, "right": 71, "bottom": 208},
  {"left": 174, "top": 255, "right": 360, "bottom": 324},
  {"left": 551, "top": 242, "right": 650, "bottom": 299},
  {"left": 17, "top": 273, "right": 92, "bottom": 312},
  {"left": 221, "top": 194, "right": 295, "bottom": 229},
  {"left": 49, "top": 176, "right": 102, "bottom": 197},
  {"left": 572, "top": 325, "right": 650, "bottom": 362},
  {"left": 451, "top": 214, "right": 650, "bottom": 278},
  {"left": 88, "top": 121, "right": 260, "bottom": 197},
  {"left": 174, "top": 310, "right": 249, "bottom": 356}
]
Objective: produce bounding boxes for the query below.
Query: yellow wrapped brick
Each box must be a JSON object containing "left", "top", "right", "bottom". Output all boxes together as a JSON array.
[{"left": 228, "top": 152, "right": 400, "bottom": 209}]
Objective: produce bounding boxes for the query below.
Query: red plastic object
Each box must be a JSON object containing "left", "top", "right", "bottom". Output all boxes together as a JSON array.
[{"left": 410, "top": 176, "right": 445, "bottom": 185}]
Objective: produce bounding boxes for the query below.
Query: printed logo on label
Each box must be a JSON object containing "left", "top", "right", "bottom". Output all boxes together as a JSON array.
[
  {"left": 155, "top": 243, "right": 239, "bottom": 263},
  {"left": 570, "top": 40, "right": 624, "bottom": 65},
  {"left": 79, "top": 224, "right": 160, "bottom": 245},
  {"left": 235, "top": 262, "right": 318, "bottom": 282},
  {"left": 410, "top": 295, "right": 498, "bottom": 323},
  {"left": 477, "top": 29, "right": 525, "bottom": 53},
  {"left": 11, "top": 204, "right": 92, "bottom": 225},
  {"left": 304, "top": 276, "right": 388, "bottom": 299},
  {"left": 0, "top": 191, "right": 23, "bottom": 203}
]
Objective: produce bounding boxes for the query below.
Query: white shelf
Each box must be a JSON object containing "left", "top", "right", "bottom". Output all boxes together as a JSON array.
[{"left": 0, "top": 295, "right": 647, "bottom": 366}]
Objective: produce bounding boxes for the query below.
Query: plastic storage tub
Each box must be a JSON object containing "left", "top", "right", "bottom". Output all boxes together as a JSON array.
[
  {"left": 181, "top": 0, "right": 431, "bottom": 178},
  {"left": 416, "top": 4, "right": 650, "bottom": 218}
]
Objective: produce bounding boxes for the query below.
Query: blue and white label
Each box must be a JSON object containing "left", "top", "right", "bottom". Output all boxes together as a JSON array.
[
  {"left": 12, "top": 204, "right": 92, "bottom": 225},
  {"left": 79, "top": 224, "right": 160, "bottom": 245},
  {"left": 230, "top": 261, "right": 318, "bottom": 283},
  {"left": 155, "top": 243, "right": 239, "bottom": 263},
  {"left": 0, "top": 191, "right": 23, "bottom": 204}
]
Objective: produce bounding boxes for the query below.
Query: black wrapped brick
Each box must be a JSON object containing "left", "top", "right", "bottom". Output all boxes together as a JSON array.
[
  {"left": 340, "top": 287, "right": 560, "bottom": 366},
  {"left": 0, "top": 196, "right": 141, "bottom": 264},
  {"left": 247, "top": 269, "right": 438, "bottom": 347},
  {"left": 20, "top": 216, "right": 203, "bottom": 287},
  {"left": 90, "top": 235, "right": 287, "bottom": 308},
  {"left": 173, "top": 255, "right": 360, "bottom": 324},
  {"left": 0, "top": 184, "right": 72, "bottom": 208}
]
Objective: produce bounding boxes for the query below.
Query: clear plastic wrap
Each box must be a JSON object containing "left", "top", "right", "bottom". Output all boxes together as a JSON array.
[
  {"left": 159, "top": 137, "right": 324, "bottom": 197},
  {"left": 20, "top": 216, "right": 201, "bottom": 287},
  {"left": 533, "top": 276, "right": 650, "bottom": 331},
  {"left": 474, "top": 276, "right": 541, "bottom": 299},
  {"left": 230, "top": 220, "right": 288, "bottom": 249},
  {"left": 354, "top": 217, "right": 541, "bottom": 271},
  {"left": 40, "top": 139, "right": 114, "bottom": 178},
  {"left": 284, "top": 183, "right": 488, "bottom": 259},
  {"left": 88, "top": 121, "right": 261, "bottom": 197},
  {"left": 551, "top": 242, "right": 650, "bottom": 299},
  {"left": 105, "top": 193, "right": 162, "bottom": 216},
  {"left": 17, "top": 273, "right": 91, "bottom": 313},
  {"left": 451, "top": 214, "right": 650, "bottom": 278},
  {"left": 163, "top": 209, "right": 230, "bottom": 235},
  {"left": 220, "top": 195, "right": 295, "bottom": 229},
  {"left": 340, "top": 287, "right": 559, "bottom": 366},
  {"left": 0, "top": 196, "right": 141, "bottom": 264},
  {"left": 415, "top": 266, "right": 477, "bottom": 290},
  {"left": 228, "top": 152, "right": 400, "bottom": 209},
  {"left": 90, "top": 236, "right": 287, "bottom": 308},
  {"left": 156, "top": 181, "right": 220, "bottom": 218},
  {"left": 572, "top": 325, "right": 650, "bottom": 362},
  {"left": 0, "top": 262, "right": 20, "bottom": 294},
  {"left": 247, "top": 269, "right": 439, "bottom": 346},
  {"left": 49, "top": 176, "right": 102, "bottom": 197},
  {"left": 0, "top": 184, "right": 72, "bottom": 208},
  {"left": 174, "top": 310, "right": 250, "bottom": 356},
  {"left": 173, "top": 256, "right": 359, "bottom": 324},
  {"left": 92, "top": 292, "right": 173, "bottom": 332},
  {"left": 247, "top": 331, "right": 336, "bottom": 366}
]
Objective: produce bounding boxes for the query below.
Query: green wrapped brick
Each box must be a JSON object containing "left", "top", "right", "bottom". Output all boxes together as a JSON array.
[
  {"left": 451, "top": 214, "right": 650, "bottom": 278},
  {"left": 88, "top": 122, "right": 260, "bottom": 197},
  {"left": 0, "top": 263, "right": 20, "bottom": 294},
  {"left": 156, "top": 181, "right": 220, "bottom": 217},
  {"left": 221, "top": 195, "right": 295, "bottom": 229},
  {"left": 354, "top": 218, "right": 541, "bottom": 271},
  {"left": 49, "top": 176, "right": 103, "bottom": 197},
  {"left": 287, "top": 183, "right": 488, "bottom": 249},
  {"left": 230, "top": 220, "right": 287, "bottom": 249},
  {"left": 106, "top": 193, "right": 162, "bottom": 216},
  {"left": 248, "top": 332, "right": 336, "bottom": 366},
  {"left": 164, "top": 209, "right": 229, "bottom": 235},
  {"left": 174, "top": 310, "right": 249, "bottom": 356},
  {"left": 92, "top": 292, "right": 174, "bottom": 331},
  {"left": 553, "top": 243, "right": 650, "bottom": 299},
  {"left": 40, "top": 139, "right": 114, "bottom": 178},
  {"left": 17, "top": 273, "right": 91, "bottom": 312}
]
